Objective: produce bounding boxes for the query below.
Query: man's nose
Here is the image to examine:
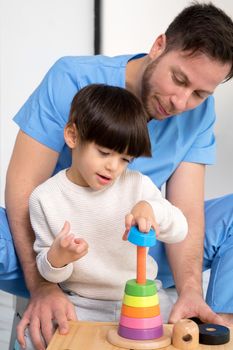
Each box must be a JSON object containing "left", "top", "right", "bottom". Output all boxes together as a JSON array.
[{"left": 170, "top": 88, "right": 191, "bottom": 113}]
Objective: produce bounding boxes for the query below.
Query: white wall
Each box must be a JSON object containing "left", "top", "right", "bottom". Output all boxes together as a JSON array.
[
  {"left": 101, "top": 0, "right": 233, "bottom": 199},
  {"left": 0, "top": 0, "right": 94, "bottom": 205}
]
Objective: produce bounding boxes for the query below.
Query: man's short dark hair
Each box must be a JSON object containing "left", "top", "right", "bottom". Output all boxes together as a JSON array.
[
  {"left": 165, "top": 2, "right": 233, "bottom": 81},
  {"left": 67, "top": 84, "right": 151, "bottom": 158}
]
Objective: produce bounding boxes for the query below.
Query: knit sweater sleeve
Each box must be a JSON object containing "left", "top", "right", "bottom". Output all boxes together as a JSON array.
[
  {"left": 29, "top": 187, "right": 74, "bottom": 283},
  {"left": 141, "top": 175, "right": 188, "bottom": 243}
]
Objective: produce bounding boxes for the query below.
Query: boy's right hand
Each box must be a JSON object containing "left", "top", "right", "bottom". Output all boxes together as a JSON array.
[
  {"left": 122, "top": 200, "right": 159, "bottom": 240},
  {"left": 47, "top": 221, "right": 88, "bottom": 268}
]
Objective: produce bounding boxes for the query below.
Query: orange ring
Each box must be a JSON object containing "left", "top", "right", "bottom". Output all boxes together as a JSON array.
[{"left": 121, "top": 304, "right": 160, "bottom": 318}]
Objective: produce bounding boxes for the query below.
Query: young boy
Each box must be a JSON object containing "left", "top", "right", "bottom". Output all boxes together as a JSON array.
[{"left": 27, "top": 84, "right": 187, "bottom": 348}]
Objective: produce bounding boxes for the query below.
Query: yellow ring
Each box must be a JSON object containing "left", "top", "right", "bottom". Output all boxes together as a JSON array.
[{"left": 123, "top": 293, "right": 159, "bottom": 307}]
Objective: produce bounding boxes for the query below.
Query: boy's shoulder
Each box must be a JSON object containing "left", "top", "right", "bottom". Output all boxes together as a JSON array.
[
  {"left": 121, "top": 169, "right": 153, "bottom": 184},
  {"left": 121, "top": 169, "right": 160, "bottom": 192},
  {"left": 30, "top": 170, "right": 63, "bottom": 200},
  {"left": 123, "top": 168, "right": 143, "bottom": 179}
]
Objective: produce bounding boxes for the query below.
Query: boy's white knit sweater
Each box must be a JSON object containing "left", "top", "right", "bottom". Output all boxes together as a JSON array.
[{"left": 30, "top": 169, "right": 187, "bottom": 300}]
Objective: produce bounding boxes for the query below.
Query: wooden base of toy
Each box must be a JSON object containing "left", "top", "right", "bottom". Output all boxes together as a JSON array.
[
  {"left": 107, "top": 327, "right": 171, "bottom": 349},
  {"left": 46, "top": 321, "right": 232, "bottom": 350}
]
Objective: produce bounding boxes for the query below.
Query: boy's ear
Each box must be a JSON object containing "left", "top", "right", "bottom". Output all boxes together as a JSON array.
[{"left": 64, "top": 123, "right": 79, "bottom": 149}]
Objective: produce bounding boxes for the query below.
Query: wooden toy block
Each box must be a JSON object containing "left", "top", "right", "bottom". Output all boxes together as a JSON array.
[{"left": 172, "top": 319, "right": 199, "bottom": 350}]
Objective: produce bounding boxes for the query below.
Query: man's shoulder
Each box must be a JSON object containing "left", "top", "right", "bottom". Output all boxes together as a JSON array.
[
  {"left": 46, "top": 54, "right": 137, "bottom": 89},
  {"left": 52, "top": 54, "right": 136, "bottom": 71}
]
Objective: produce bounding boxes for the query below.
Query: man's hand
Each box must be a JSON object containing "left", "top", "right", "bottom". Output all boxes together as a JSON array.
[
  {"left": 122, "top": 200, "right": 159, "bottom": 240},
  {"left": 17, "top": 282, "right": 77, "bottom": 350},
  {"left": 47, "top": 221, "right": 89, "bottom": 268},
  {"left": 168, "top": 285, "right": 227, "bottom": 326}
]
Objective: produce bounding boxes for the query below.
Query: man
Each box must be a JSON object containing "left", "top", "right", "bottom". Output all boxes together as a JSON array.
[{"left": 2, "top": 2, "right": 233, "bottom": 349}]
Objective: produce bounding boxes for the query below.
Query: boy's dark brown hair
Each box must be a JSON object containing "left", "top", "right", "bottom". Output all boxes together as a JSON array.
[
  {"left": 165, "top": 2, "right": 233, "bottom": 81},
  {"left": 67, "top": 84, "right": 151, "bottom": 157}
]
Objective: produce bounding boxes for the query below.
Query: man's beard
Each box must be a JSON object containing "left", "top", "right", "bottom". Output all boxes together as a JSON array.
[
  {"left": 141, "top": 59, "right": 177, "bottom": 121},
  {"left": 141, "top": 60, "right": 160, "bottom": 120}
]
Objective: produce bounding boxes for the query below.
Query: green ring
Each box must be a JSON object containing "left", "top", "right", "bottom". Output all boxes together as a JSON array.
[{"left": 125, "top": 279, "right": 157, "bottom": 296}]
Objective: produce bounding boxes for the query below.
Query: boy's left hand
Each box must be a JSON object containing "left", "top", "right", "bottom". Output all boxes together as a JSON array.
[{"left": 122, "top": 200, "right": 159, "bottom": 240}]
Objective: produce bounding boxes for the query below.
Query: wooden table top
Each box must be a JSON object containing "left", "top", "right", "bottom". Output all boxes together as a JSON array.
[{"left": 46, "top": 321, "right": 232, "bottom": 350}]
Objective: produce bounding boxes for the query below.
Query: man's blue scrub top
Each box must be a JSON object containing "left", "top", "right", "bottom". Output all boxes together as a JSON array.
[{"left": 1, "top": 54, "right": 216, "bottom": 293}]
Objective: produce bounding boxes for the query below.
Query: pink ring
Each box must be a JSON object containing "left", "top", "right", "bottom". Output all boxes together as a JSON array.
[{"left": 119, "top": 314, "right": 163, "bottom": 329}]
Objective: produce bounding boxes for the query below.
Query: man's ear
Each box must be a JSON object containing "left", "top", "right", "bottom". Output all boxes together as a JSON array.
[
  {"left": 148, "top": 34, "right": 167, "bottom": 60},
  {"left": 64, "top": 123, "right": 79, "bottom": 149}
]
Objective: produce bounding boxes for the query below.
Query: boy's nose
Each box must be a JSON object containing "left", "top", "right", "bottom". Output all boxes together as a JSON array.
[{"left": 106, "top": 157, "right": 120, "bottom": 171}]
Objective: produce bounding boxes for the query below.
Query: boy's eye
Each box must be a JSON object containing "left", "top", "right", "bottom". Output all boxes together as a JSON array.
[
  {"left": 98, "top": 149, "right": 110, "bottom": 156},
  {"left": 123, "top": 157, "right": 134, "bottom": 163}
]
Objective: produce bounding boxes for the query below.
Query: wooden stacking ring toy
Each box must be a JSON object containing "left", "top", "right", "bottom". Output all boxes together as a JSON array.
[{"left": 107, "top": 226, "right": 171, "bottom": 349}]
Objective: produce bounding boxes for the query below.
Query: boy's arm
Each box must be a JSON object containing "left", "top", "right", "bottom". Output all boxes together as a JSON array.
[
  {"left": 46, "top": 222, "right": 88, "bottom": 269},
  {"left": 123, "top": 173, "right": 188, "bottom": 241},
  {"left": 138, "top": 176, "right": 188, "bottom": 242},
  {"left": 165, "top": 161, "right": 224, "bottom": 324},
  {"left": 5, "top": 131, "right": 76, "bottom": 350},
  {"left": 32, "top": 215, "right": 88, "bottom": 281}
]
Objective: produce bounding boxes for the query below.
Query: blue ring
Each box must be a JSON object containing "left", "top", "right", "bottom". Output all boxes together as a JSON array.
[{"left": 128, "top": 226, "right": 156, "bottom": 247}]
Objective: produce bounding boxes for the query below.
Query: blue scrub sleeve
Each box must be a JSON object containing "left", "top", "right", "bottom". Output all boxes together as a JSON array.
[
  {"left": 13, "top": 57, "right": 80, "bottom": 152},
  {"left": 183, "top": 95, "right": 216, "bottom": 165},
  {"left": 0, "top": 207, "right": 22, "bottom": 278},
  {"left": 0, "top": 207, "right": 29, "bottom": 297}
]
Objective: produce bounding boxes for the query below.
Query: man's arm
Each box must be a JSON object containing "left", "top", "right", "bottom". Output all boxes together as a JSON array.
[
  {"left": 165, "top": 161, "right": 224, "bottom": 324},
  {"left": 6, "top": 131, "right": 58, "bottom": 290},
  {"left": 5, "top": 131, "right": 76, "bottom": 350}
]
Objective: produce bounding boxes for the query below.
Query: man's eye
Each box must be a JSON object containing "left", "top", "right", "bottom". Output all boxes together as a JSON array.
[
  {"left": 194, "top": 91, "right": 205, "bottom": 99},
  {"left": 173, "top": 75, "right": 185, "bottom": 85},
  {"left": 194, "top": 91, "right": 201, "bottom": 98}
]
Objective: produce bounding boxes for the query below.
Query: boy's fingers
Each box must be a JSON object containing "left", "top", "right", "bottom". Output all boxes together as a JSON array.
[
  {"left": 59, "top": 221, "right": 71, "bottom": 236},
  {"left": 152, "top": 222, "right": 160, "bottom": 236},
  {"left": 123, "top": 214, "right": 135, "bottom": 240},
  {"left": 73, "top": 239, "right": 89, "bottom": 252},
  {"left": 60, "top": 233, "right": 74, "bottom": 248},
  {"left": 122, "top": 229, "right": 129, "bottom": 240},
  {"left": 137, "top": 217, "right": 150, "bottom": 232},
  {"left": 125, "top": 213, "right": 134, "bottom": 229}
]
